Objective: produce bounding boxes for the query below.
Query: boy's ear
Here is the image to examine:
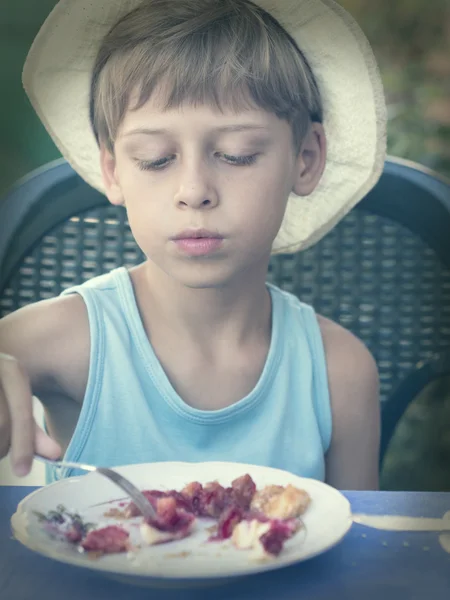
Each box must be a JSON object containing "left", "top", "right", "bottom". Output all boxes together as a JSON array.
[
  {"left": 99, "top": 144, "right": 125, "bottom": 206},
  {"left": 292, "top": 122, "right": 327, "bottom": 196}
]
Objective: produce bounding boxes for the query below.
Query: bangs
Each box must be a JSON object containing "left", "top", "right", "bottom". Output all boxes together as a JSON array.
[{"left": 91, "top": 0, "right": 322, "bottom": 152}]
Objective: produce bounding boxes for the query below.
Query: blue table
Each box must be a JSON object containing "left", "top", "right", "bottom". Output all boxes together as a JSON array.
[{"left": 1, "top": 487, "right": 450, "bottom": 599}]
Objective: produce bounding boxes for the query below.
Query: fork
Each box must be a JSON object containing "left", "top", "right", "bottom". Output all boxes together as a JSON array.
[{"left": 34, "top": 455, "right": 157, "bottom": 521}]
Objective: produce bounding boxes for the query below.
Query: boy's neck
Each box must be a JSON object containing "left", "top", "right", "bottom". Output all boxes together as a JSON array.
[{"left": 129, "top": 261, "right": 272, "bottom": 350}]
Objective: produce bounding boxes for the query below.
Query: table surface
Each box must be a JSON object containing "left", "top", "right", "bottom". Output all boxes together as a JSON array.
[{"left": 1, "top": 487, "right": 450, "bottom": 600}]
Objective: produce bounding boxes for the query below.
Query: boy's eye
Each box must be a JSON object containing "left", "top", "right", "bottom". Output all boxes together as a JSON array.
[
  {"left": 135, "top": 152, "right": 259, "bottom": 171},
  {"left": 220, "top": 153, "right": 259, "bottom": 166},
  {"left": 135, "top": 156, "right": 174, "bottom": 171}
]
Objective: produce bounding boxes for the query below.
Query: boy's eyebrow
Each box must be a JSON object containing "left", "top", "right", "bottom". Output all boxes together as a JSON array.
[
  {"left": 123, "top": 124, "right": 269, "bottom": 137},
  {"left": 214, "top": 125, "right": 269, "bottom": 133}
]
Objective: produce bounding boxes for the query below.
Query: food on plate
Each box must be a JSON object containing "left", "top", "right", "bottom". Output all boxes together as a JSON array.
[
  {"left": 231, "top": 515, "right": 300, "bottom": 559},
  {"left": 81, "top": 525, "right": 130, "bottom": 554},
  {"left": 250, "top": 484, "right": 311, "bottom": 519},
  {"left": 125, "top": 473, "right": 256, "bottom": 519},
  {"left": 36, "top": 474, "right": 310, "bottom": 559},
  {"left": 139, "top": 497, "right": 196, "bottom": 545},
  {"left": 211, "top": 501, "right": 303, "bottom": 559}
]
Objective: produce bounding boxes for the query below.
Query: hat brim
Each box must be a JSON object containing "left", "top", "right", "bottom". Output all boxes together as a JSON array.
[{"left": 23, "top": 0, "right": 387, "bottom": 254}]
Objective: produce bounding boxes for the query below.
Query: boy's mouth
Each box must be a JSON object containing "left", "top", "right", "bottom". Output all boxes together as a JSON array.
[{"left": 172, "top": 229, "right": 224, "bottom": 257}]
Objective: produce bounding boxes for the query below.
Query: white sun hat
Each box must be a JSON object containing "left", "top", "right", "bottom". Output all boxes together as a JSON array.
[{"left": 22, "top": 0, "right": 387, "bottom": 254}]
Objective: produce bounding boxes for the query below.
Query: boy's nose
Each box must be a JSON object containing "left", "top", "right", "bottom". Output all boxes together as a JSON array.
[
  {"left": 174, "top": 186, "right": 219, "bottom": 210},
  {"left": 173, "top": 166, "right": 219, "bottom": 210}
]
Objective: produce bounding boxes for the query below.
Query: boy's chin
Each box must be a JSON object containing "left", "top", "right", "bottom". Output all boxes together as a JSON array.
[
  {"left": 172, "top": 272, "right": 238, "bottom": 290},
  {"left": 166, "top": 262, "right": 253, "bottom": 290}
]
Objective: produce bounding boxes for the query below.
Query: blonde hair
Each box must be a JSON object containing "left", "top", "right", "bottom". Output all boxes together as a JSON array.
[{"left": 90, "top": 0, "right": 323, "bottom": 154}]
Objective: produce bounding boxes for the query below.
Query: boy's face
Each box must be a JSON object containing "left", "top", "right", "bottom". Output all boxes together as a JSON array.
[{"left": 100, "top": 95, "right": 324, "bottom": 289}]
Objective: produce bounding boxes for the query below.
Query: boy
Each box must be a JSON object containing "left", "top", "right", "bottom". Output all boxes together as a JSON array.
[{"left": 0, "top": 0, "right": 386, "bottom": 489}]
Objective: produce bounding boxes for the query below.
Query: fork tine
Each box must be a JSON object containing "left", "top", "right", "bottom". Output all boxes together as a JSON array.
[{"left": 96, "top": 467, "right": 157, "bottom": 521}]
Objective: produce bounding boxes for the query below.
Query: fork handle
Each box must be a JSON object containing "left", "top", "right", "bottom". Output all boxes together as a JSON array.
[{"left": 34, "top": 455, "right": 97, "bottom": 472}]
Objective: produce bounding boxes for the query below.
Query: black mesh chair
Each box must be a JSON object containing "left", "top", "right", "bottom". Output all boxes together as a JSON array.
[{"left": 1, "top": 156, "right": 450, "bottom": 467}]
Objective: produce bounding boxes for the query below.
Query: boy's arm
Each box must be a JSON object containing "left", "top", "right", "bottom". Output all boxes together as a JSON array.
[
  {"left": 318, "top": 315, "right": 380, "bottom": 490},
  {"left": 0, "top": 295, "right": 89, "bottom": 474}
]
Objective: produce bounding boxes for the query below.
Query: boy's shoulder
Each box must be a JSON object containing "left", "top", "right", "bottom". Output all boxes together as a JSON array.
[
  {"left": 317, "top": 314, "right": 380, "bottom": 489},
  {"left": 317, "top": 313, "right": 377, "bottom": 376},
  {"left": 316, "top": 313, "right": 379, "bottom": 410},
  {"left": 0, "top": 294, "right": 90, "bottom": 402}
]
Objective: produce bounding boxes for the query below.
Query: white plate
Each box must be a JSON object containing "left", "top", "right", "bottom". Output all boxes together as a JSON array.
[{"left": 11, "top": 461, "right": 352, "bottom": 586}]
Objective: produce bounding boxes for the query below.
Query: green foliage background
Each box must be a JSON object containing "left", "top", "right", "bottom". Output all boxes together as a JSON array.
[{"left": 342, "top": 0, "right": 450, "bottom": 178}]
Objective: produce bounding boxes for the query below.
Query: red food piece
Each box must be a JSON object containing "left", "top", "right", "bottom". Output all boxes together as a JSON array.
[
  {"left": 124, "top": 475, "right": 257, "bottom": 521},
  {"left": 199, "top": 481, "right": 229, "bottom": 518},
  {"left": 211, "top": 505, "right": 245, "bottom": 541},
  {"left": 169, "top": 491, "right": 192, "bottom": 512},
  {"left": 230, "top": 474, "right": 257, "bottom": 510},
  {"left": 131, "top": 475, "right": 259, "bottom": 542},
  {"left": 125, "top": 489, "right": 191, "bottom": 518},
  {"left": 180, "top": 481, "right": 228, "bottom": 517},
  {"left": 212, "top": 508, "right": 299, "bottom": 555},
  {"left": 181, "top": 481, "right": 203, "bottom": 514},
  {"left": 145, "top": 497, "right": 195, "bottom": 536},
  {"left": 259, "top": 519, "right": 300, "bottom": 556},
  {"left": 81, "top": 525, "right": 129, "bottom": 554},
  {"left": 182, "top": 475, "right": 257, "bottom": 518}
]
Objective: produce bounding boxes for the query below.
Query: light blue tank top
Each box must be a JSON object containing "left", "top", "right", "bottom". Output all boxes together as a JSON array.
[{"left": 47, "top": 267, "right": 331, "bottom": 483}]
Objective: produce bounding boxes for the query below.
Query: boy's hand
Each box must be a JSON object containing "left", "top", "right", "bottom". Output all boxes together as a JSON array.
[{"left": 0, "top": 353, "right": 61, "bottom": 477}]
